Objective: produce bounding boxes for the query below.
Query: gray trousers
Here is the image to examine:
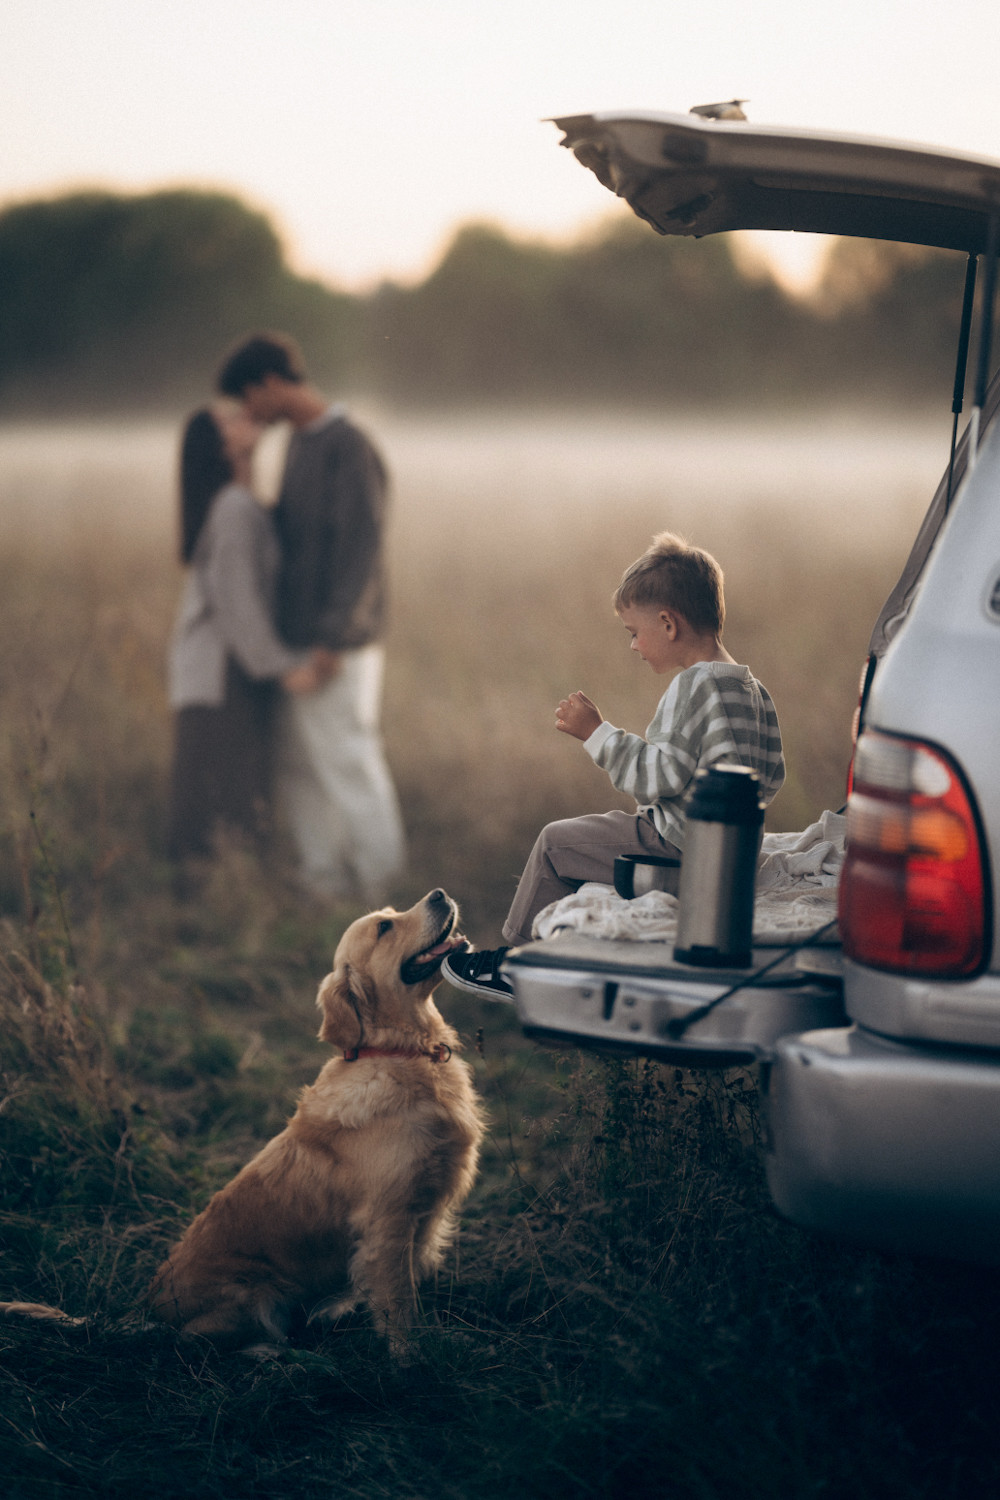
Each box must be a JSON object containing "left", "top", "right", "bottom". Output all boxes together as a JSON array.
[{"left": 502, "top": 808, "right": 681, "bottom": 946}]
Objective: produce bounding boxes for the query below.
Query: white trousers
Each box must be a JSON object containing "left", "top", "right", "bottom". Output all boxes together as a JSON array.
[{"left": 276, "top": 644, "right": 405, "bottom": 903}]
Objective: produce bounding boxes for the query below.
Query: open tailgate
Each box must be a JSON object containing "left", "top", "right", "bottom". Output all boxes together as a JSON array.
[
  {"left": 553, "top": 110, "right": 1000, "bottom": 252},
  {"left": 505, "top": 934, "right": 845, "bottom": 1066}
]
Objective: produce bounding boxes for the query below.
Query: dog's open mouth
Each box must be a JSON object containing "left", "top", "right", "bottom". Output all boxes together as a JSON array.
[{"left": 400, "top": 908, "right": 468, "bottom": 986}]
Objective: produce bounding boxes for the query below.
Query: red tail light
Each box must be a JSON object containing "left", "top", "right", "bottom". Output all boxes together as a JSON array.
[{"left": 839, "top": 731, "right": 990, "bottom": 977}]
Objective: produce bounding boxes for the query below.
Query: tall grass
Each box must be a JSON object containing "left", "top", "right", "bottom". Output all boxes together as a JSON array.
[{"left": 1, "top": 412, "right": 997, "bottom": 1499}]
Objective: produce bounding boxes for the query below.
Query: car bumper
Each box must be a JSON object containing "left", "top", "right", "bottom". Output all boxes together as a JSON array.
[{"left": 763, "top": 1023, "right": 1000, "bottom": 1266}]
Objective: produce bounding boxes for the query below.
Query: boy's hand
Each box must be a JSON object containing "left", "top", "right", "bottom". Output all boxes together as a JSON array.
[{"left": 556, "top": 691, "right": 603, "bottom": 741}]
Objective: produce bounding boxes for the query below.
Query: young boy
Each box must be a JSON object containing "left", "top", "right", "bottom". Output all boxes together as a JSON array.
[{"left": 443, "top": 531, "right": 785, "bottom": 999}]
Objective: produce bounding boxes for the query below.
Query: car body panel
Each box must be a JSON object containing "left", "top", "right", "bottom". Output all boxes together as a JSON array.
[
  {"left": 859, "top": 417, "right": 999, "bottom": 977},
  {"left": 866, "top": 369, "right": 1000, "bottom": 658},
  {"left": 844, "top": 959, "right": 1000, "bottom": 1048}
]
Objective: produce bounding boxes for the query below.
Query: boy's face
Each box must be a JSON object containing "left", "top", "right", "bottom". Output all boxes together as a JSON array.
[{"left": 617, "top": 603, "right": 682, "bottom": 675}]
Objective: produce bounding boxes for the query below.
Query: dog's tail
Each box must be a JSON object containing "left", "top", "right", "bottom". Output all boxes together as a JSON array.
[{"left": 0, "top": 1301, "right": 88, "bottom": 1328}]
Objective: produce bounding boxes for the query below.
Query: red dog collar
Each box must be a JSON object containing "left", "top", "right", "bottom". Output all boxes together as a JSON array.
[{"left": 342, "top": 1043, "right": 452, "bottom": 1064}]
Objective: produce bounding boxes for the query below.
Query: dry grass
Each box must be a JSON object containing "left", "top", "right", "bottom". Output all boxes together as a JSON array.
[{"left": 2, "top": 411, "right": 998, "bottom": 1499}]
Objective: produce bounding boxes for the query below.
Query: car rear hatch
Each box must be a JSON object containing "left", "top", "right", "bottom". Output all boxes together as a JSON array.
[{"left": 552, "top": 110, "right": 1000, "bottom": 252}]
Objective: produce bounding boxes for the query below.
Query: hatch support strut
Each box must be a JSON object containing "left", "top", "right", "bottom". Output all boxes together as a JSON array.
[
  {"left": 967, "top": 210, "right": 1000, "bottom": 476},
  {"left": 946, "top": 253, "right": 978, "bottom": 511}
]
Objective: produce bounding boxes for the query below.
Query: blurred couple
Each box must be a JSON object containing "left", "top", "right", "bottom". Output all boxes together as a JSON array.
[{"left": 166, "top": 332, "right": 405, "bottom": 904}]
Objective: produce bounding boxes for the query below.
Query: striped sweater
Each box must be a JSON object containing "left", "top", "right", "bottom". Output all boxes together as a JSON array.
[{"left": 584, "top": 661, "right": 785, "bottom": 849}]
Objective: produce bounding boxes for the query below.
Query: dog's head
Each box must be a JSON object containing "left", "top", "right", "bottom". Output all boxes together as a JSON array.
[{"left": 316, "top": 889, "right": 467, "bottom": 1050}]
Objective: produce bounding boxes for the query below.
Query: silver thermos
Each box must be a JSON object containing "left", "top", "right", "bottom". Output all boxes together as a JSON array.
[{"left": 673, "top": 764, "right": 763, "bottom": 968}]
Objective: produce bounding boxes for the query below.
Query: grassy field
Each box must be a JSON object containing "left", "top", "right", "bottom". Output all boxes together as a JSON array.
[{"left": 2, "top": 412, "right": 998, "bottom": 1499}]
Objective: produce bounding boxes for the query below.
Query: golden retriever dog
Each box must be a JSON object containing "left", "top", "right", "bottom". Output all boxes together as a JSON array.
[{"left": 144, "top": 888, "right": 482, "bottom": 1356}]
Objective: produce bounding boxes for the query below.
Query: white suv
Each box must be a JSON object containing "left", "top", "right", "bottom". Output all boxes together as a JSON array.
[{"left": 501, "top": 109, "right": 1000, "bottom": 1267}]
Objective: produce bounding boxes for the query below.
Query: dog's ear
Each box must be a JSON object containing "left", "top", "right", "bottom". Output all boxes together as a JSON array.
[{"left": 316, "top": 964, "right": 375, "bottom": 1048}]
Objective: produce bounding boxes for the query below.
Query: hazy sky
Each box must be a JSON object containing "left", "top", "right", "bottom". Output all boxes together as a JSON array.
[{"left": 6, "top": 0, "right": 1000, "bottom": 291}]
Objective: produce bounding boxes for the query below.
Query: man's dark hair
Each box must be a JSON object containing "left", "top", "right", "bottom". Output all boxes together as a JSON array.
[{"left": 217, "top": 332, "right": 307, "bottom": 397}]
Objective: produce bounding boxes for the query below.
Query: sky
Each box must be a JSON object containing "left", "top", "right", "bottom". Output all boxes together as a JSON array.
[{"left": 5, "top": 0, "right": 1000, "bottom": 293}]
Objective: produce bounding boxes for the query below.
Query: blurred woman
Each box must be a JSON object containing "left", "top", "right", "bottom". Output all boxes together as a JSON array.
[{"left": 166, "top": 403, "right": 327, "bottom": 863}]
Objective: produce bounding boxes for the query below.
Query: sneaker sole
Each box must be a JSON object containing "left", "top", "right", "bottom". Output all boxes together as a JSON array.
[{"left": 441, "top": 957, "right": 514, "bottom": 1002}]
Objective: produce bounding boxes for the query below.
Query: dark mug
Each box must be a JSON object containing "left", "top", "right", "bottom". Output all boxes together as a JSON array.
[{"left": 614, "top": 854, "right": 682, "bottom": 900}]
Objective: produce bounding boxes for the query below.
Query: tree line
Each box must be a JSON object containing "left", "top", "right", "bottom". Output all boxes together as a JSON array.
[{"left": 0, "top": 186, "right": 973, "bottom": 415}]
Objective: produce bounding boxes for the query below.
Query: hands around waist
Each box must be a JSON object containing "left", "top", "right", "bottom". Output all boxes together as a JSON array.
[{"left": 282, "top": 647, "right": 343, "bottom": 696}]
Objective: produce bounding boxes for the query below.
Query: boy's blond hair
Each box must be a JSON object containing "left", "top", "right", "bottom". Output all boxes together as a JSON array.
[{"left": 613, "top": 531, "right": 725, "bottom": 636}]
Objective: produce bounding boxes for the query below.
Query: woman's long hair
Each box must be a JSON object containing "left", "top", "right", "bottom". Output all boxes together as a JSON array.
[{"left": 180, "top": 408, "right": 233, "bottom": 563}]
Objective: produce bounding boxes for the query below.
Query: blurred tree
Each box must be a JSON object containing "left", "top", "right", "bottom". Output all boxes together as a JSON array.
[
  {"left": 0, "top": 190, "right": 975, "bottom": 415},
  {"left": 0, "top": 190, "right": 359, "bottom": 412},
  {"left": 811, "top": 239, "right": 968, "bottom": 401},
  {"left": 363, "top": 216, "right": 812, "bottom": 406},
  {"left": 362, "top": 222, "right": 564, "bottom": 401}
]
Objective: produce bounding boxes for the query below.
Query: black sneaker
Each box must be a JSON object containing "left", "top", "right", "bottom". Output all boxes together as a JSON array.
[{"left": 441, "top": 946, "right": 513, "bottom": 1000}]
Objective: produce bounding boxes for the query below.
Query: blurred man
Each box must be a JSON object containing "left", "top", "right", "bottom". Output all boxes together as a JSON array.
[{"left": 217, "top": 332, "right": 405, "bottom": 903}]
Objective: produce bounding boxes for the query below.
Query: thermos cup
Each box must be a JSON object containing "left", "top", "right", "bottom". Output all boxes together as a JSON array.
[{"left": 673, "top": 764, "right": 763, "bottom": 968}]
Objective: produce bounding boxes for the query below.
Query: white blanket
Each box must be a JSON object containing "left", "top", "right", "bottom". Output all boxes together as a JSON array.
[{"left": 532, "top": 810, "right": 845, "bottom": 946}]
